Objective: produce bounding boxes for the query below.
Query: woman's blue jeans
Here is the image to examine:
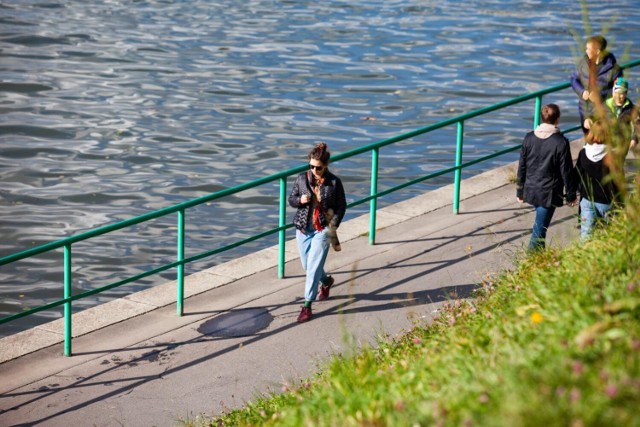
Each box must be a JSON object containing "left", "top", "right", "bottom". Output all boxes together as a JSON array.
[
  {"left": 296, "top": 224, "right": 330, "bottom": 302},
  {"left": 580, "top": 197, "right": 611, "bottom": 240},
  {"left": 529, "top": 205, "right": 556, "bottom": 251}
]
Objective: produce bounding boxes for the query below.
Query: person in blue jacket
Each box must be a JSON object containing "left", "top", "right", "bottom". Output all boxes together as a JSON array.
[
  {"left": 571, "top": 35, "right": 622, "bottom": 135},
  {"left": 516, "top": 104, "right": 578, "bottom": 250}
]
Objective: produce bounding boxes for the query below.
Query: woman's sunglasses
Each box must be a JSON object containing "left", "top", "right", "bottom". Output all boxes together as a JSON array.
[{"left": 309, "top": 164, "right": 325, "bottom": 171}]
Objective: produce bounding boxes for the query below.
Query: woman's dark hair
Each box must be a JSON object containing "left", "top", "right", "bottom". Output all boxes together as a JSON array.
[
  {"left": 540, "top": 103, "right": 560, "bottom": 125},
  {"left": 308, "top": 142, "right": 330, "bottom": 164}
]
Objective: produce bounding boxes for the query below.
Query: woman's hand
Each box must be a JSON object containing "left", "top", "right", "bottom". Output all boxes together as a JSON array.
[{"left": 300, "top": 194, "right": 311, "bottom": 204}]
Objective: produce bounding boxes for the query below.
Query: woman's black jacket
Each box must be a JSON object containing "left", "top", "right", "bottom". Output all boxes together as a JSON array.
[
  {"left": 576, "top": 150, "right": 619, "bottom": 205},
  {"left": 288, "top": 170, "right": 346, "bottom": 231}
]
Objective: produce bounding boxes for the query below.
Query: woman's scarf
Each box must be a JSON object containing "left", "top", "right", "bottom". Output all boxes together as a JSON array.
[
  {"left": 308, "top": 171, "right": 325, "bottom": 231},
  {"left": 585, "top": 143, "right": 607, "bottom": 162}
]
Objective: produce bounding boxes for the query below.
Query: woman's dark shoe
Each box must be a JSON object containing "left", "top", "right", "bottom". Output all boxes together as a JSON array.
[
  {"left": 317, "top": 276, "right": 335, "bottom": 301},
  {"left": 297, "top": 306, "right": 312, "bottom": 323}
]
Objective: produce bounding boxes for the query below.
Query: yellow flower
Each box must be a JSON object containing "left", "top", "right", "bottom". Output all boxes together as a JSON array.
[{"left": 530, "top": 311, "right": 543, "bottom": 324}]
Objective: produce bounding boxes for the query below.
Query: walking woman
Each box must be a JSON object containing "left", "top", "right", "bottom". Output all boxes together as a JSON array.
[
  {"left": 576, "top": 121, "right": 620, "bottom": 240},
  {"left": 288, "top": 142, "right": 346, "bottom": 323}
]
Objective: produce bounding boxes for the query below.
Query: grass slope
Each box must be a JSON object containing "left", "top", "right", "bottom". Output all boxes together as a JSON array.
[{"left": 202, "top": 190, "right": 640, "bottom": 427}]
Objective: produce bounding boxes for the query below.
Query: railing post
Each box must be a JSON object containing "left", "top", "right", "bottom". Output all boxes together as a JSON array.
[
  {"left": 369, "top": 147, "right": 379, "bottom": 244},
  {"left": 63, "top": 243, "right": 72, "bottom": 357},
  {"left": 177, "top": 209, "right": 185, "bottom": 316},
  {"left": 453, "top": 121, "right": 464, "bottom": 214},
  {"left": 278, "top": 177, "right": 286, "bottom": 279},
  {"left": 534, "top": 95, "right": 542, "bottom": 128}
]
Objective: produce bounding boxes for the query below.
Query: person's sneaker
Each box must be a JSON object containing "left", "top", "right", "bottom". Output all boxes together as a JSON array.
[
  {"left": 297, "top": 306, "right": 312, "bottom": 323},
  {"left": 317, "top": 276, "right": 335, "bottom": 301}
]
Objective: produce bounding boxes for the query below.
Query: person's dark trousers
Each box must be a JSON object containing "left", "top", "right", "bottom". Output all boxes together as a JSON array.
[
  {"left": 529, "top": 205, "right": 556, "bottom": 251},
  {"left": 579, "top": 112, "right": 588, "bottom": 136}
]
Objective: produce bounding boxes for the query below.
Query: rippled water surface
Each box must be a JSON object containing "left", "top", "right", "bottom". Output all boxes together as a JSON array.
[{"left": 2, "top": 0, "right": 640, "bottom": 336}]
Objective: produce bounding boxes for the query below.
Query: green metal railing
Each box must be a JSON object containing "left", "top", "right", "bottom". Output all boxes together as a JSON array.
[{"left": 2, "top": 59, "right": 639, "bottom": 356}]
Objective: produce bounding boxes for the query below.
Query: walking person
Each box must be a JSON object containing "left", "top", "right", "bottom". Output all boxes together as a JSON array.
[
  {"left": 288, "top": 142, "right": 346, "bottom": 323},
  {"left": 576, "top": 121, "right": 620, "bottom": 240},
  {"left": 570, "top": 35, "right": 622, "bottom": 135},
  {"left": 516, "top": 104, "right": 578, "bottom": 250}
]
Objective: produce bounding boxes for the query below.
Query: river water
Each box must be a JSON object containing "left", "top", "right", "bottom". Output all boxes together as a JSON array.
[{"left": 2, "top": 0, "right": 640, "bottom": 337}]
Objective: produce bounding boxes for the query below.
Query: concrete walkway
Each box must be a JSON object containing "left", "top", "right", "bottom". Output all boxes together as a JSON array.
[{"left": 0, "top": 158, "right": 586, "bottom": 426}]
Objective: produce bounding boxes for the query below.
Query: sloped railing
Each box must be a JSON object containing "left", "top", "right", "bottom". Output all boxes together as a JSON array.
[{"left": 2, "top": 58, "right": 639, "bottom": 356}]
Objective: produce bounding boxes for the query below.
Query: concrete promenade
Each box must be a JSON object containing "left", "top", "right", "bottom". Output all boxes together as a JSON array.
[{"left": 0, "top": 157, "right": 586, "bottom": 426}]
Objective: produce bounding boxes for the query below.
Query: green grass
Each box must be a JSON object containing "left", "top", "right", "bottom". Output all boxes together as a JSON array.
[{"left": 195, "top": 188, "right": 640, "bottom": 427}]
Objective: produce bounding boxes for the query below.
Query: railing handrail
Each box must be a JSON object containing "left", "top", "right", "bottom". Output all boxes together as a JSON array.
[
  {"left": 3, "top": 57, "right": 639, "bottom": 267},
  {"left": 2, "top": 58, "right": 639, "bottom": 355}
]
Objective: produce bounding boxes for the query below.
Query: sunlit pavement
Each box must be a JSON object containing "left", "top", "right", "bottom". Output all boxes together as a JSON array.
[{"left": 2, "top": 145, "right": 618, "bottom": 426}]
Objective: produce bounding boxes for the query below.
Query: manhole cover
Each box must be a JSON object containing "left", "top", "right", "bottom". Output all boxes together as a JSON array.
[{"left": 197, "top": 308, "right": 273, "bottom": 337}]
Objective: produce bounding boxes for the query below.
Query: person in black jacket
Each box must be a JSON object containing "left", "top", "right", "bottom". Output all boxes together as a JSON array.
[
  {"left": 516, "top": 104, "right": 578, "bottom": 250},
  {"left": 576, "top": 121, "right": 620, "bottom": 240},
  {"left": 288, "top": 142, "right": 346, "bottom": 323}
]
